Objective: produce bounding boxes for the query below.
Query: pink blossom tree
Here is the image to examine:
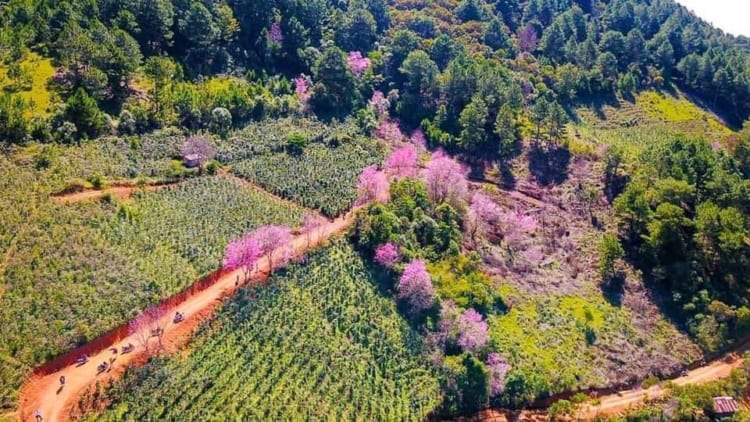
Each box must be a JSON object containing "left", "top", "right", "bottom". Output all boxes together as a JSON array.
[
  {"left": 294, "top": 74, "right": 311, "bottom": 111},
  {"left": 375, "top": 120, "right": 404, "bottom": 144},
  {"left": 456, "top": 308, "right": 489, "bottom": 352},
  {"left": 356, "top": 165, "right": 389, "bottom": 205},
  {"left": 180, "top": 136, "right": 216, "bottom": 172},
  {"left": 518, "top": 25, "right": 538, "bottom": 53},
  {"left": 223, "top": 234, "right": 263, "bottom": 282},
  {"left": 374, "top": 242, "right": 400, "bottom": 268},
  {"left": 398, "top": 259, "right": 435, "bottom": 314},
  {"left": 347, "top": 51, "right": 372, "bottom": 77},
  {"left": 466, "top": 192, "right": 503, "bottom": 244},
  {"left": 300, "top": 213, "right": 327, "bottom": 248},
  {"left": 385, "top": 145, "right": 419, "bottom": 179},
  {"left": 409, "top": 129, "right": 427, "bottom": 152},
  {"left": 129, "top": 312, "right": 152, "bottom": 355},
  {"left": 486, "top": 353, "right": 511, "bottom": 396},
  {"left": 422, "top": 151, "right": 469, "bottom": 207},
  {"left": 369, "top": 90, "right": 390, "bottom": 120},
  {"left": 252, "top": 225, "right": 293, "bottom": 268},
  {"left": 268, "top": 22, "right": 284, "bottom": 44},
  {"left": 501, "top": 210, "right": 539, "bottom": 249}
]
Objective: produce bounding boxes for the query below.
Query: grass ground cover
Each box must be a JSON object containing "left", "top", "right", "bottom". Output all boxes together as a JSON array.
[
  {"left": 570, "top": 90, "right": 734, "bottom": 158},
  {"left": 0, "top": 160, "right": 304, "bottom": 410},
  {"left": 232, "top": 138, "right": 385, "bottom": 217},
  {"left": 89, "top": 242, "right": 441, "bottom": 421},
  {"left": 0, "top": 52, "right": 56, "bottom": 117}
]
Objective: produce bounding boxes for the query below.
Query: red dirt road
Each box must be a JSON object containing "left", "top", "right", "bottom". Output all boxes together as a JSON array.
[
  {"left": 17, "top": 211, "right": 355, "bottom": 422},
  {"left": 473, "top": 343, "right": 749, "bottom": 421}
]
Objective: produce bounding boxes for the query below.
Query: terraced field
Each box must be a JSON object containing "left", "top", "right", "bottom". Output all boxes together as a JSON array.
[{"left": 90, "top": 243, "right": 441, "bottom": 421}]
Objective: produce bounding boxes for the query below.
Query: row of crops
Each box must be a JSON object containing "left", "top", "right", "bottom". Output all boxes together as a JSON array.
[
  {"left": 233, "top": 139, "right": 384, "bottom": 217},
  {"left": 0, "top": 169, "right": 305, "bottom": 410},
  {"left": 104, "top": 176, "right": 304, "bottom": 278},
  {"left": 93, "top": 242, "right": 441, "bottom": 421}
]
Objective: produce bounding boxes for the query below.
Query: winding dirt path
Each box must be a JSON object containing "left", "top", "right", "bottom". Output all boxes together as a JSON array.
[
  {"left": 17, "top": 211, "right": 355, "bottom": 422},
  {"left": 473, "top": 341, "right": 749, "bottom": 421}
]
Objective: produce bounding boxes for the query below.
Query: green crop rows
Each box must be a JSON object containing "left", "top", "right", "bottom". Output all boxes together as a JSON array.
[
  {"left": 233, "top": 140, "right": 384, "bottom": 217},
  {"left": 95, "top": 242, "right": 441, "bottom": 421},
  {"left": 0, "top": 170, "right": 303, "bottom": 409}
]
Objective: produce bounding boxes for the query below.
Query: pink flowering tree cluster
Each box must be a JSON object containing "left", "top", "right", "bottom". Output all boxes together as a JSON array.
[
  {"left": 409, "top": 129, "right": 427, "bottom": 152},
  {"left": 374, "top": 242, "right": 400, "bottom": 268},
  {"left": 300, "top": 213, "right": 328, "bottom": 248},
  {"left": 422, "top": 151, "right": 469, "bottom": 207},
  {"left": 375, "top": 120, "right": 404, "bottom": 144},
  {"left": 398, "top": 259, "right": 436, "bottom": 314},
  {"left": 347, "top": 51, "right": 371, "bottom": 77},
  {"left": 486, "top": 353, "right": 511, "bottom": 396},
  {"left": 385, "top": 145, "right": 419, "bottom": 179},
  {"left": 253, "top": 225, "right": 293, "bottom": 268},
  {"left": 224, "top": 225, "right": 293, "bottom": 275},
  {"left": 223, "top": 234, "right": 263, "bottom": 282},
  {"left": 466, "top": 192, "right": 503, "bottom": 244},
  {"left": 500, "top": 210, "right": 539, "bottom": 249},
  {"left": 456, "top": 308, "right": 489, "bottom": 352},
  {"left": 439, "top": 302, "right": 489, "bottom": 352},
  {"left": 356, "top": 165, "right": 389, "bottom": 205},
  {"left": 268, "top": 22, "right": 284, "bottom": 44},
  {"left": 294, "top": 74, "right": 311, "bottom": 112},
  {"left": 518, "top": 25, "right": 538, "bottom": 53},
  {"left": 369, "top": 90, "right": 390, "bottom": 120}
]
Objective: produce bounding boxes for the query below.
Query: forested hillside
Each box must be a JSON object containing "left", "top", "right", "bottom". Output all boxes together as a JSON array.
[
  {"left": 1, "top": 0, "right": 748, "bottom": 146},
  {"left": 1, "top": 0, "right": 750, "bottom": 420}
]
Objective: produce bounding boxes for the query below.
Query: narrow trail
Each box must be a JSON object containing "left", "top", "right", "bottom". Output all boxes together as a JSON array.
[
  {"left": 17, "top": 211, "right": 355, "bottom": 422},
  {"left": 51, "top": 184, "right": 177, "bottom": 203}
]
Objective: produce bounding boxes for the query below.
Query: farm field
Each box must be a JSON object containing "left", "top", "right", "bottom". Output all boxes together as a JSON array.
[
  {"left": 0, "top": 166, "right": 305, "bottom": 410},
  {"left": 85, "top": 242, "right": 441, "bottom": 421},
  {"left": 232, "top": 136, "right": 385, "bottom": 217}
]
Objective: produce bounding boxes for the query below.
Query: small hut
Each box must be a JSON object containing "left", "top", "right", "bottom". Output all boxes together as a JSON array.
[
  {"left": 183, "top": 154, "right": 201, "bottom": 168},
  {"left": 712, "top": 396, "right": 739, "bottom": 418}
]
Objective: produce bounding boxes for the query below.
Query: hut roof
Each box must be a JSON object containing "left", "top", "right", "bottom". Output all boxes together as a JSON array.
[{"left": 713, "top": 396, "right": 739, "bottom": 415}]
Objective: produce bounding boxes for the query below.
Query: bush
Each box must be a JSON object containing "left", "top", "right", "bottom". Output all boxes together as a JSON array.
[
  {"left": 206, "top": 160, "right": 220, "bottom": 175},
  {"left": 87, "top": 174, "right": 106, "bottom": 189}
]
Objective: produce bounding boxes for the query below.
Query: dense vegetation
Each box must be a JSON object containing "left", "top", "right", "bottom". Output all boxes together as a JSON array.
[
  {"left": 613, "top": 131, "right": 750, "bottom": 352},
  {"left": 87, "top": 242, "right": 441, "bottom": 421},
  {"left": 1, "top": 0, "right": 750, "bottom": 419},
  {"left": 1, "top": 0, "right": 749, "bottom": 148}
]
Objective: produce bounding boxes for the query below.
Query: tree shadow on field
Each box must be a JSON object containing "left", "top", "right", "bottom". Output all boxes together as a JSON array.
[
  {"left": 527, "top": 141, "right": 571, "bottom": 186},
  {"left": 601, "top": 273, "right": 625, "bottom": 307}
]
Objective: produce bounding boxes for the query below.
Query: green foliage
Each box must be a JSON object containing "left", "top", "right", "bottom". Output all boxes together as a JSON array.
[
  {"left": 598, "top": 233, "right": 624, "bottom": 282},
  {"left": 232, "top": 136, "right": 384, "bottom": 217},
  {"left": 93, "top": 243, "right": 441, "bottom": 421},
  {"left": 351, "top": 177, "right": 464, "bottom": 261},
  {"left": 63, "top": 88, "right": 106, "bottom": 140},
  {"left": 428, "top": 255, "right": 502, "bottom": 314},
  {"left": 614, "top": 138, "right": 750, "bottom": 350},
  {"left": 310, "top": 47, "right": 359, "bottom": 117},
  {"left": 441, "top": 353, "right": 490, "bottom": 415},
  {"left": 0, "top": 170, "right": 303, "bottom": 408}
]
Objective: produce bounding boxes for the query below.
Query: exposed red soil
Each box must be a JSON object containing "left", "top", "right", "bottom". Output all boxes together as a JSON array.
[{"left": 17, "top": 210, "right": 356, "bottom": 422}]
